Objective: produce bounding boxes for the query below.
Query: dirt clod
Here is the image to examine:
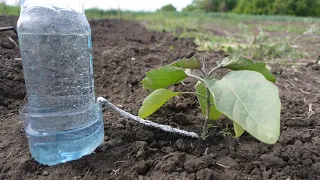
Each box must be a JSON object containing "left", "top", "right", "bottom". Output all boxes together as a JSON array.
[
  {"left": 135, "top": 129, "right": 154, "bottom": 142},
  {"left": 184, "top": 157, "right": 207, "bottom": 173},
  {"left": 135, "top": 141, "right": 148, "bottom": 150},
  {"left": 157, "top": 140, "right": 168, "bottom": 148},
  {"left": 173, "top": 112, "right": 192, "bottom": 125},
  {"left": 136, "top": 148, "right": 146, "bottom": 160},
  {"left": 160, "top": 161, "right": 177, "bottom": 173},
  {"left": 1, "top": 40, "right": 15, "bottom": 49},
  {"left": 161, "top": 146, "right": 174, "bottom": 154},
  {"left": 311, "top": 163, "right": 320, "bottom": 173},
  {"left": 175, "top": 139, "right": 186, "bottom": 151},
  {"left": 196, "top": 168, "right": 214, "bottom": 180},
  {"left": 313, "top": 137, "right": 320, "bottom": 145},
  {"left": 217, "top": 156, "right": 239, "bottom": 169},
  {"left": 135, "top": 161, "right": 149, "bottom": 175},
  {"left": 261, "top": 154, "right": 286, "bottom": 168}
]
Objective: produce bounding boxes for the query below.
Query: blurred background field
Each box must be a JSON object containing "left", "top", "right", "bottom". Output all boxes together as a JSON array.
[{"left": 1, "top": 0, "right": 319, "bottom": 63}]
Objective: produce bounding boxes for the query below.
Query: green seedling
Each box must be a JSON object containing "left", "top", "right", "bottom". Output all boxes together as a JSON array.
[{"left": 138, "top": 55, "right": 281, "bottom": 144}]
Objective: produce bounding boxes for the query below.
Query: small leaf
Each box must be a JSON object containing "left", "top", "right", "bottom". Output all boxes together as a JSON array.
[
  {"left": 233, "top": 122, "right": 245, "bottom": 138},
  {"left": 139, "top": 89, "right": 180, "bottom": 119},
  {"left": 221, "top": 56, "right": 254, "bottom": 67},
  {"left": 208, "top": 70, "right": 281, "bottom": 144},
  {"left": 195, "top": 80, "right": 222, "bottom": 121},
  {"left": 170, "top": 57, "right": 201, "bottom": 69},
  {"left": 142, "top": 66, "right": 188, "bottom": 90},
  {"left": 221, "top": 56, "right": 276, "bottom": 83}
]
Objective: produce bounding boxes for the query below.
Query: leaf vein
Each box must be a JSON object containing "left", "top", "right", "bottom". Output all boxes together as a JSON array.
[{"left": 224, "top": 83, "right": 258, "bottom": 128}]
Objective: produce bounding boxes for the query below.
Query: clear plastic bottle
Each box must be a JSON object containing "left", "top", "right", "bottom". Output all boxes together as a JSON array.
[{"left": 18, "top": 0, "right": 104, "bottom": 166}]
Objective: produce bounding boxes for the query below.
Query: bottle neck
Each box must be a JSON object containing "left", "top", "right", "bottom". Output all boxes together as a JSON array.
[{"left": 20, "top": 0, "right": 85, "bottom": 13}]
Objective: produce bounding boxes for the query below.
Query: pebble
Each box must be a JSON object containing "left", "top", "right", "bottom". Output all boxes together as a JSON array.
[
  {"left": 42, "top": 171, "right": 50, "bottom": 176},
  {"left": 1, "top": 41, "right": 15, "bottom": 49}
]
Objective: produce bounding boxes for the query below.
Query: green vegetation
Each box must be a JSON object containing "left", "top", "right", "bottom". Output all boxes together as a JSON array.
[
  {"left": 158, "top": 4, "right": 177, "bottom": 12},
  {"left": 117, "top": 11, "right": 318, "bottom": 62},
  {"left": 190, "top": 0, "right": 320, "bottom": 17},
  {"left": 0, "top": 3, "right": 20, "bottom": 15},
  {"left": 195, "top": 29, "right": 307, "bottom": 61},
  {"left": 234, "top": 0, "right": 320, "bottom": 17},
  {"left": 139, "top": 56, "right": 281, "bottom": 143},
  {"left": 182, "top": 4, "right": 198, "bottom": 12},
  {"left": 193, "top": 0, "right": 238, "bottom": 12},
  {"left": 1, "top": 3, "right": 319, "bottom": 62}
]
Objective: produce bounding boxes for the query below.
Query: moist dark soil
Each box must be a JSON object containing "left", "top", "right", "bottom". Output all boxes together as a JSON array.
[{"left": 0, "top": 15, "right": 320, "bottom": 180}]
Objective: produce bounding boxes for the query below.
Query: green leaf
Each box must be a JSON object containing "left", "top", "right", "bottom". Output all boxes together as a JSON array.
[
  {"left": 203, "top": 77, "right": 216, "bottom": 88},
  {"left": 169, "top": 56, "right": 201, "bottom": 69},
  {"left": 232, "top": 63, "right": 276, "bottom": 83},
  {"left": 221, "top": 56, "right": 254, "bottom": 67},
  {"left": 195, "top": 80, "right": 222, "bottom": 121},
  {"left": 221, "top": 56, "right": 276, "bottom": 83},
  {"left": 139, "top": 89, "right": 180, "bottom": 119},
  {"left": 233, "top": 122, "right": 245, "bottom": 138},
  {"left": 142, "top": 66, "right": 188, "bottom": 90},
  {"left": 208, "top": 70, "right": 281, "bottom": 144}
]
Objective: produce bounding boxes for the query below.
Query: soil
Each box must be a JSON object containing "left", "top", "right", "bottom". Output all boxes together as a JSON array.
[{"left": 0, "top": 15, "right": 320, "bottom": 180}]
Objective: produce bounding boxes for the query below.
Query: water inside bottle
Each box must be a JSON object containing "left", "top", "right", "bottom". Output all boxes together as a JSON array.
[
  {"left": 19, "top": 33, "right": 104, "bottom": 165},
  {"left": 21, "top": 103, "right": 103, "bottom": 166}
]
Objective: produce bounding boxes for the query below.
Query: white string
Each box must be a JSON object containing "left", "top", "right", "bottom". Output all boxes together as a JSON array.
[{"left": 97, "top": 97, "right": 199, "bottom": 139}]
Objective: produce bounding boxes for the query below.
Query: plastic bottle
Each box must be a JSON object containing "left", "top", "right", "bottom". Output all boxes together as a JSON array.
[{"left": 17, "top": 0, "right": 104, "bottom": 166}]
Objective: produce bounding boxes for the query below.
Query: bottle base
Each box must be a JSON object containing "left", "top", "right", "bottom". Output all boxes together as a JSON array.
[{"left": 21, "top": 103, "right": 104, "bottom": 166}]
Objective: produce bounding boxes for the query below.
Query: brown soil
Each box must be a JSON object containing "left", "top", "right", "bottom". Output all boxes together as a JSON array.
[{"left": 0, "top": 16, "right": 320, "bottom": 180}]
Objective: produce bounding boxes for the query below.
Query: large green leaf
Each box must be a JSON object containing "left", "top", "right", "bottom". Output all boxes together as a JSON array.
[
  {"left": 221, "top": 56, "right": 276, "bottom": 83},
  {"left": 170, "top": 57, "right": 201, "bottom": 69},
  {"left": 139, "top": 89, "right": 180, "bottom": 119},
  {"left": 233, "top": 122, "right": 245, "bottom": 138},
  {"left": 196, "top": 80, "right": 222, "bottom": 121},
  {"left": 203, "top": 77, "right": 216, "bottom": 88},
  {"left": 142, "top": 66, "right": 188, "bottom": 90},
  {"left": 208, "top": 70, "right": 281, "bottom": 144}
]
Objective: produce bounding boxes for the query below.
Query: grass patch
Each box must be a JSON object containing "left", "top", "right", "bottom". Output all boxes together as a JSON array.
[{"left": 1, "top": 3, "right": 319, "bottom": 62}]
